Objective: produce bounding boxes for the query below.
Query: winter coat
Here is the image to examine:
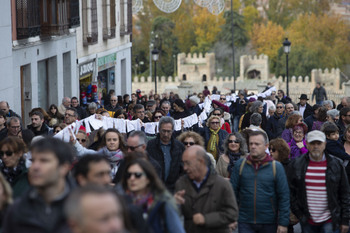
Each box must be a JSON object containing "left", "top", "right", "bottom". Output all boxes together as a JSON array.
[
  {"left": 175, "top": 171, "right": 238, "bottom": 233},
  {"left": 230, "top": 156, "right": 290, "bottom": 226},
  {"left": 287, "top": 152, "right": 350, "bottom": 230},
  {"left": 297, "top": 103, "right": 313, "bottom": 119},
  {"left": 146, "top": 135, "right": 185, "bottom": 192},
  {"left": 288, "top": 138, "right": 308, "bottom": 159},
  {"left": 197, "top": 126, "right": 228, "bottom": 158},
  {"left": 312, "top": 86, "right": 327, "bottom": 102},
  {"left": 266, "top": 113, "right": 284, "bottom": 140}
]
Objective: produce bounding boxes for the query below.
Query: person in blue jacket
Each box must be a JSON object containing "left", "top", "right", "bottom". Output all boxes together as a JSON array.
[{"left": 230, "top": 130, "right": 290, "bottom": 233}]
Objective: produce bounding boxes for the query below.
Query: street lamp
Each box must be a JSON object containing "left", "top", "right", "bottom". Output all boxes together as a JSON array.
[
  {"left": 231, "top": 0, "right": 236, "bottom": 93},
  {"left": 152, "top": 48, "right": 160, "bottom": 94},
  {"left": 283, "top": 38, "right": 291, "bottom": 97}
]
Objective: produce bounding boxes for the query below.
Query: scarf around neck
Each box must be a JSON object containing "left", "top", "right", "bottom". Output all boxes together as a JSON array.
[{"left": 207, "top": 128, "right": 220, "bottom": 160}]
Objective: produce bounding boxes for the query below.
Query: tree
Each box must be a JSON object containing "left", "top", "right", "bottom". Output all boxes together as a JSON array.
[
  {"left": 287, "top": 13, "right": 350, "bottom": 70},
  {"left": 190, "top": 7, "right": 225, "bottom": 53},
  {"left": 250, "top": 21, "right": 285, "bottom": 71},
  {"left": 242, "top": 5, "right": 260, "bottom": 36}
]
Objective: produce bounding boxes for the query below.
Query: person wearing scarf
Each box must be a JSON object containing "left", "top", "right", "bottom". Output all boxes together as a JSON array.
[
  {"left": 288, "top": 122, "right": 308, "bottom": 159},
  {"left": 216, "top": 132, "right": 248, "bottom": 178},
  {"left": 198, "top": 116, "right": 228, "bottom": 162},
  {"left": 0, "top": 137, "right": 30, "bottom": 198}
]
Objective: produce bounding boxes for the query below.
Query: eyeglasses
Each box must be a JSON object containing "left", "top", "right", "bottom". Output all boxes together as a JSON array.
[
  {"left": 154, "top": 116, "right": 162, "bottom": 119},
  {"left": 213, "top": 114, "right": 221, "bottom": 116},
  {"left": 228, "top": 140, "right": 239, "bottom": 144},
  {"left": 276, "top": 106, "right": 283, "bottom": 109},
  {"left": 127, "top": 144, "right": 143, "bottom": 151},
  {"left": 77, "top": 138, "right": 86, "bottom": 143},
  {"left": 220, "top": 98, "right": 226, "bottom": 100},
  {"left": 0, "top": 151, "right": 14, "bottom": 157},
  {"left": 183, "top": 142, "right": 195, "bottom": 146},
  {"left": 55, "top": 130, "right": 61, "bottom": 133},
  {"left": 346, "top": 115, "right": 350, "bottom": 117},
  {"left": 10, "top": 126, "right": 20, "bottom": 129},
  {"left": 294, "top": 131, "right": 304, "bottom": 135},
  {"left": 126, "top": 172, "right": 145, "bottom": 179},
  {"left": 269, "top": 148, "right": 276, "bottom": 152},
  {"left": 111, "top": 100, "right": 117, "bottom": 102},
  {"left": 210, "top": 121, "right": 220, "bottom": 125},
  {"left": 65, "top": 113, "right": 74, "bottom": 117}
]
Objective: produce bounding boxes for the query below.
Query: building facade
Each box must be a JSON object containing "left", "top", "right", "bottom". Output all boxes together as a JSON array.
[{"left": 76, "top": 0, "right": 132, "bottom": 106}]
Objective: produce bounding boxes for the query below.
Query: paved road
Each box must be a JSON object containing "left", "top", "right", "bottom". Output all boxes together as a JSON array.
[{"left": 232, "top": 223, "right": 302, "bottom": 233}]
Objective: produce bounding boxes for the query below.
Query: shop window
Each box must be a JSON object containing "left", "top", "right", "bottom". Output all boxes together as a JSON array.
[
  {"left": 16, "top": 0, "right": 41, "bottom": 39},
  {"left": 41, "top": 0, "right": 70, "bottom": 36},
  {"left": 82, "top": 0, "right": 98, "bottom": 46},
  {"left": 120, "top": 0, "right": 132, "bottom": 36},
  {"left": 103, "top": 0, "right": 116, "bottom": 39},
  {"left": 69, "top": 0, "right": 80, "bottom": 27}
]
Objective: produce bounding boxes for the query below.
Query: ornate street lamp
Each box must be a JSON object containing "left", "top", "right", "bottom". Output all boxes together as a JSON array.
[
  {"left": 283, "top": 38, "right": 291, "bottom": 97},
  {"left": 152, "top": 48, "right": 160, "bottom": 94}
]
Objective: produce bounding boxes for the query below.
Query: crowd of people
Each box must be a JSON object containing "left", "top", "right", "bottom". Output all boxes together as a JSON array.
[{"left": 0, "top": 83, "right": 348, "bottom": 233}]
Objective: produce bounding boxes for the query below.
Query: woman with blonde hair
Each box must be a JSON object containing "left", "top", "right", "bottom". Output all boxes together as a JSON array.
[
  {"left": 177, "top": 131, "right": 216, "bottom": 168},
  {"left": 197, "top": 115, "right": 228, "bottom": 161}
]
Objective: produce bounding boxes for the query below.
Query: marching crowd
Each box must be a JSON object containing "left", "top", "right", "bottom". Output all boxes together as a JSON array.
[{"left": 0, "top": 84, "right": 349, "bottom": 233}]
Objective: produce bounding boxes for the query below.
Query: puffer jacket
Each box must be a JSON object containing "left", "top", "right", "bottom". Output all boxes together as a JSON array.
[
  {"left": 287, "top": 152, "right": 350, "bottom": 230},
  {"left": 230, "top": 156, "right": 290, "bottom": 226}
]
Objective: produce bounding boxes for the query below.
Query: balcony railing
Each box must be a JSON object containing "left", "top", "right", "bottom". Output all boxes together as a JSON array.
[
  {"left": 83, "top": 32, "right": 98, "bottom": 46},
  {"left": 41, "top": 0, "right": 70, "bottom": 36},
  {"left": 69, "top": 0, "right": 80, "bottom": 27},
  {"left": 16, "top": 0, "right": 41, "bottom": 39}
]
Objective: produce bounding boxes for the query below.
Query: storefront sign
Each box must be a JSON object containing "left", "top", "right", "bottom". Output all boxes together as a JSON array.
[
  {"left": 98, "top": 53, "right": 116, "bottom": 71},
  {"left": 79, "top": 61, "right": 95, "bottom": 77}
]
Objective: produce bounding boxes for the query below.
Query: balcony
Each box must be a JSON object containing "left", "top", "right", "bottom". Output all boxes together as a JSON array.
[
  {"left": 40, "top": 0, "right": 70, "bottom": 36},
  {"left": 69, "top": 0, "right": 80, "bottom": 27},
  {"left": 103, "top": 28, "right": 116, "bottom": 40},
  {"left": 16, "top": 0, "right": 41, "bottom": 39},
  {"left": 83, "top": 33, "right": 98, "bottom": 46}
]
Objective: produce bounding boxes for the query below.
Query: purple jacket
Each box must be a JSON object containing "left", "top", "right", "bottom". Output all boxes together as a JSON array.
[
  {"left": 288, "top": 138, "right": 308, "bottom": 159},
  {"left": 281, "top": 128, "right": 293, "bottom": 143}
]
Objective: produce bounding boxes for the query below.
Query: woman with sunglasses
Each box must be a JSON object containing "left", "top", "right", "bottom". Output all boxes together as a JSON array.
[
  {"left": 177, "top": 131, "right": 216, "bottom": 169},
  {"left": 75, "top": 130, "right": 89, "bottom": 148},
  {"left": 121, "top": 158, "right": 185, "bottom": 233},
  {"left": 211, "top": 108, "right": 231, "bottom": 134},
  {"left": 216, "top": 132, "right": 247, "bottom": 178},
  {"left": 288, "top": 122, "right": 308, "bottom": 159},
  {"left": 0, "top": 137, "right": 30, "bottom": 198},
  {"left": 198, "top": 115, "right": 228, "bottom": 161}
]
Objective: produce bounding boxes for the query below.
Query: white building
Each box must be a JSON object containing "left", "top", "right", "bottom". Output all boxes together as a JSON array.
[{"left": 76, "top": 0, "right": 132, "bottom": 106}]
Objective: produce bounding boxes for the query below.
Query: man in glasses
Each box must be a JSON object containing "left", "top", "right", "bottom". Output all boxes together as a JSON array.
[
  {"left": 71, "top": 97, "right": 87, "bottom": 120},
  {"left": 3, "top": 138, "right": 75, "bottom": 232},
  {"left": 266, "top": 102, "right": 285, "bottom": 140},
  {"left": 64, "top": 107, "right": 79, "bottom": 125},
  {"left": 105, "top": 95, "right": 122, "bottom": 112},
  {"left": 133, "top": 104, "right": 149, "bottom": 123},
  {"left": 27, "top": 111, "right": 53, "bottom": 136},
  {"left": 337, "top": 107, "right": 350, "bottom": 136},
  {"left": 175, "top": 146, "right": 238, "bottom": 233},
  {"left": 0, "top": 116, "right": 22, "bottom": 142},
  {"left": 147, "top": 116, "right": 185, "bottom": 192}
]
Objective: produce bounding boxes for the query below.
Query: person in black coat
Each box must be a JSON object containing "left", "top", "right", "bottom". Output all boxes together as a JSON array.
[
  {"left": 304, "top": 104, "right": 321, "bottom": 133},
  {"left": 241, "top": 101, "right": 267, "bottom": 131},
  {"left": 296, "top": 94, "right": 313, "bottom": 119},
  {"left": 266, "top": 102, "right": 286, "bottom": 140},
  {"left": 146, "top": 117, "right": 185, "bottom": 193}
]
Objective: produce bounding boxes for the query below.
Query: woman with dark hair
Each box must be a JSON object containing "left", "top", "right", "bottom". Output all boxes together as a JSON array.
[
  {"left": 151, "top": 110, "right": 165, "bottom": 122},
  {"left": 121, "top": 159, "right": 185, "bottom": 233},
  {"left": 281, "top": 113, "right": 303, "bottom": 143},
  {"left": 171, "top": 99, "right": 190, "bottom": 120},
  {"left": 240, "top": 101, "right": 267, "bottom": 131},
  {"left": 48, "top": 104, "right": 64, "bottom": 127},
  {"left": 269, "top": 138, "right": 290, "bottom": 165},
  {"left": 216, "top": 132, "right": 247, "bottom": 178},
  {"left": 114, "top": 108, "right": 128, "bottom": 119},
  {"left": 0, "top": 172, "right": 13, "bottom": 230},
  {"left": 53, "top": 123, "right": 67, "bottom": 135},
  {"left": 288, "top": 122, "right": 308, "bottom": 159},
  {"left": 0, "top": 137, "right": 30, "bottom": 198},
  {"left": 311, "top": 106, "right": 328, "bottom": 131}
]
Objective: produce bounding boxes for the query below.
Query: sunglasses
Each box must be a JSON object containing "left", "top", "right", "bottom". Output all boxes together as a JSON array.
[
  {"left": 220, "top": 98, "right": 226, "bottom": 100},
  {"left": 210, "top": 121, "right": 220, "bottom": 124},
  {"left": 126, "top": 172, "right": 145, "bottom": 179},
  {"left": 77, "top": 138, "right": 86, "bottom": 143},
  {"left": 154, "top": 116, "right": 162, "bottom": 119},
  {"left": 127, "top": 144, "right": 143, "bottom": 151},
  {"left": 183, "top": 142, "right": 195, "bottom": 146},
  {"left": 276, "top": 106, "right": 283, "bottom": 109},
  {"left": 0, "top": 151, "right": 14, "bottom": 157},
  {"left": 213, "top": 114, "right": 221, "bottom": 116},
  {"left": 269, "top": 148, "right": 276, "bottom": 152},
  {"left": 228, "top": 140, "right": 239, "bottom": 144},
  {"left": 55, "top": 130, "right": 61, "bottom": 133}
]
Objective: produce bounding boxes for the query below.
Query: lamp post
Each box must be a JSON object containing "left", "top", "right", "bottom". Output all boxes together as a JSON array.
[
  {"left": 231, "top": 0, "right": 236, "bottom": 92},
  {"left": 152, "top": 48, "right": 160, "bottom": 94},
  {"left": 283, "top": 38, "right": 291, "bottom": 97}
]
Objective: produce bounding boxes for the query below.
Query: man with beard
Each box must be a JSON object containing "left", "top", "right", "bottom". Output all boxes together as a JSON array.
[
  {"left": 27, "top": 111, "right": 53, "bottom": 136},
  {"left": 2, "top": 138, "right": 75, "bottom": 233}
]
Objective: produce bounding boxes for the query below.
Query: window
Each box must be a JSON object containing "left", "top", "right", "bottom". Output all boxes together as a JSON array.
[
  {"left": 69, "top": 0, "right": 80, "bottom": 27},
  {"left": 103, "top": 0, "right": 116, "bottom": 39},
  {"left": 202, "top": 74, "right": 207, "bottom": 82},
  {"left": 16, "top": 0, "right": 41, "bottom": 39},
  {"left": 120, "top": 0, "right": 132, "bottom": 36},
  {"left": 182, "top": 74, "right": 187, "bottom": 81},
  {"left": 41, "top": 0, "right": 69, "bottom": 36},
  {"left": 82, "top": 0, "right": 98, "bottom": 45}
]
